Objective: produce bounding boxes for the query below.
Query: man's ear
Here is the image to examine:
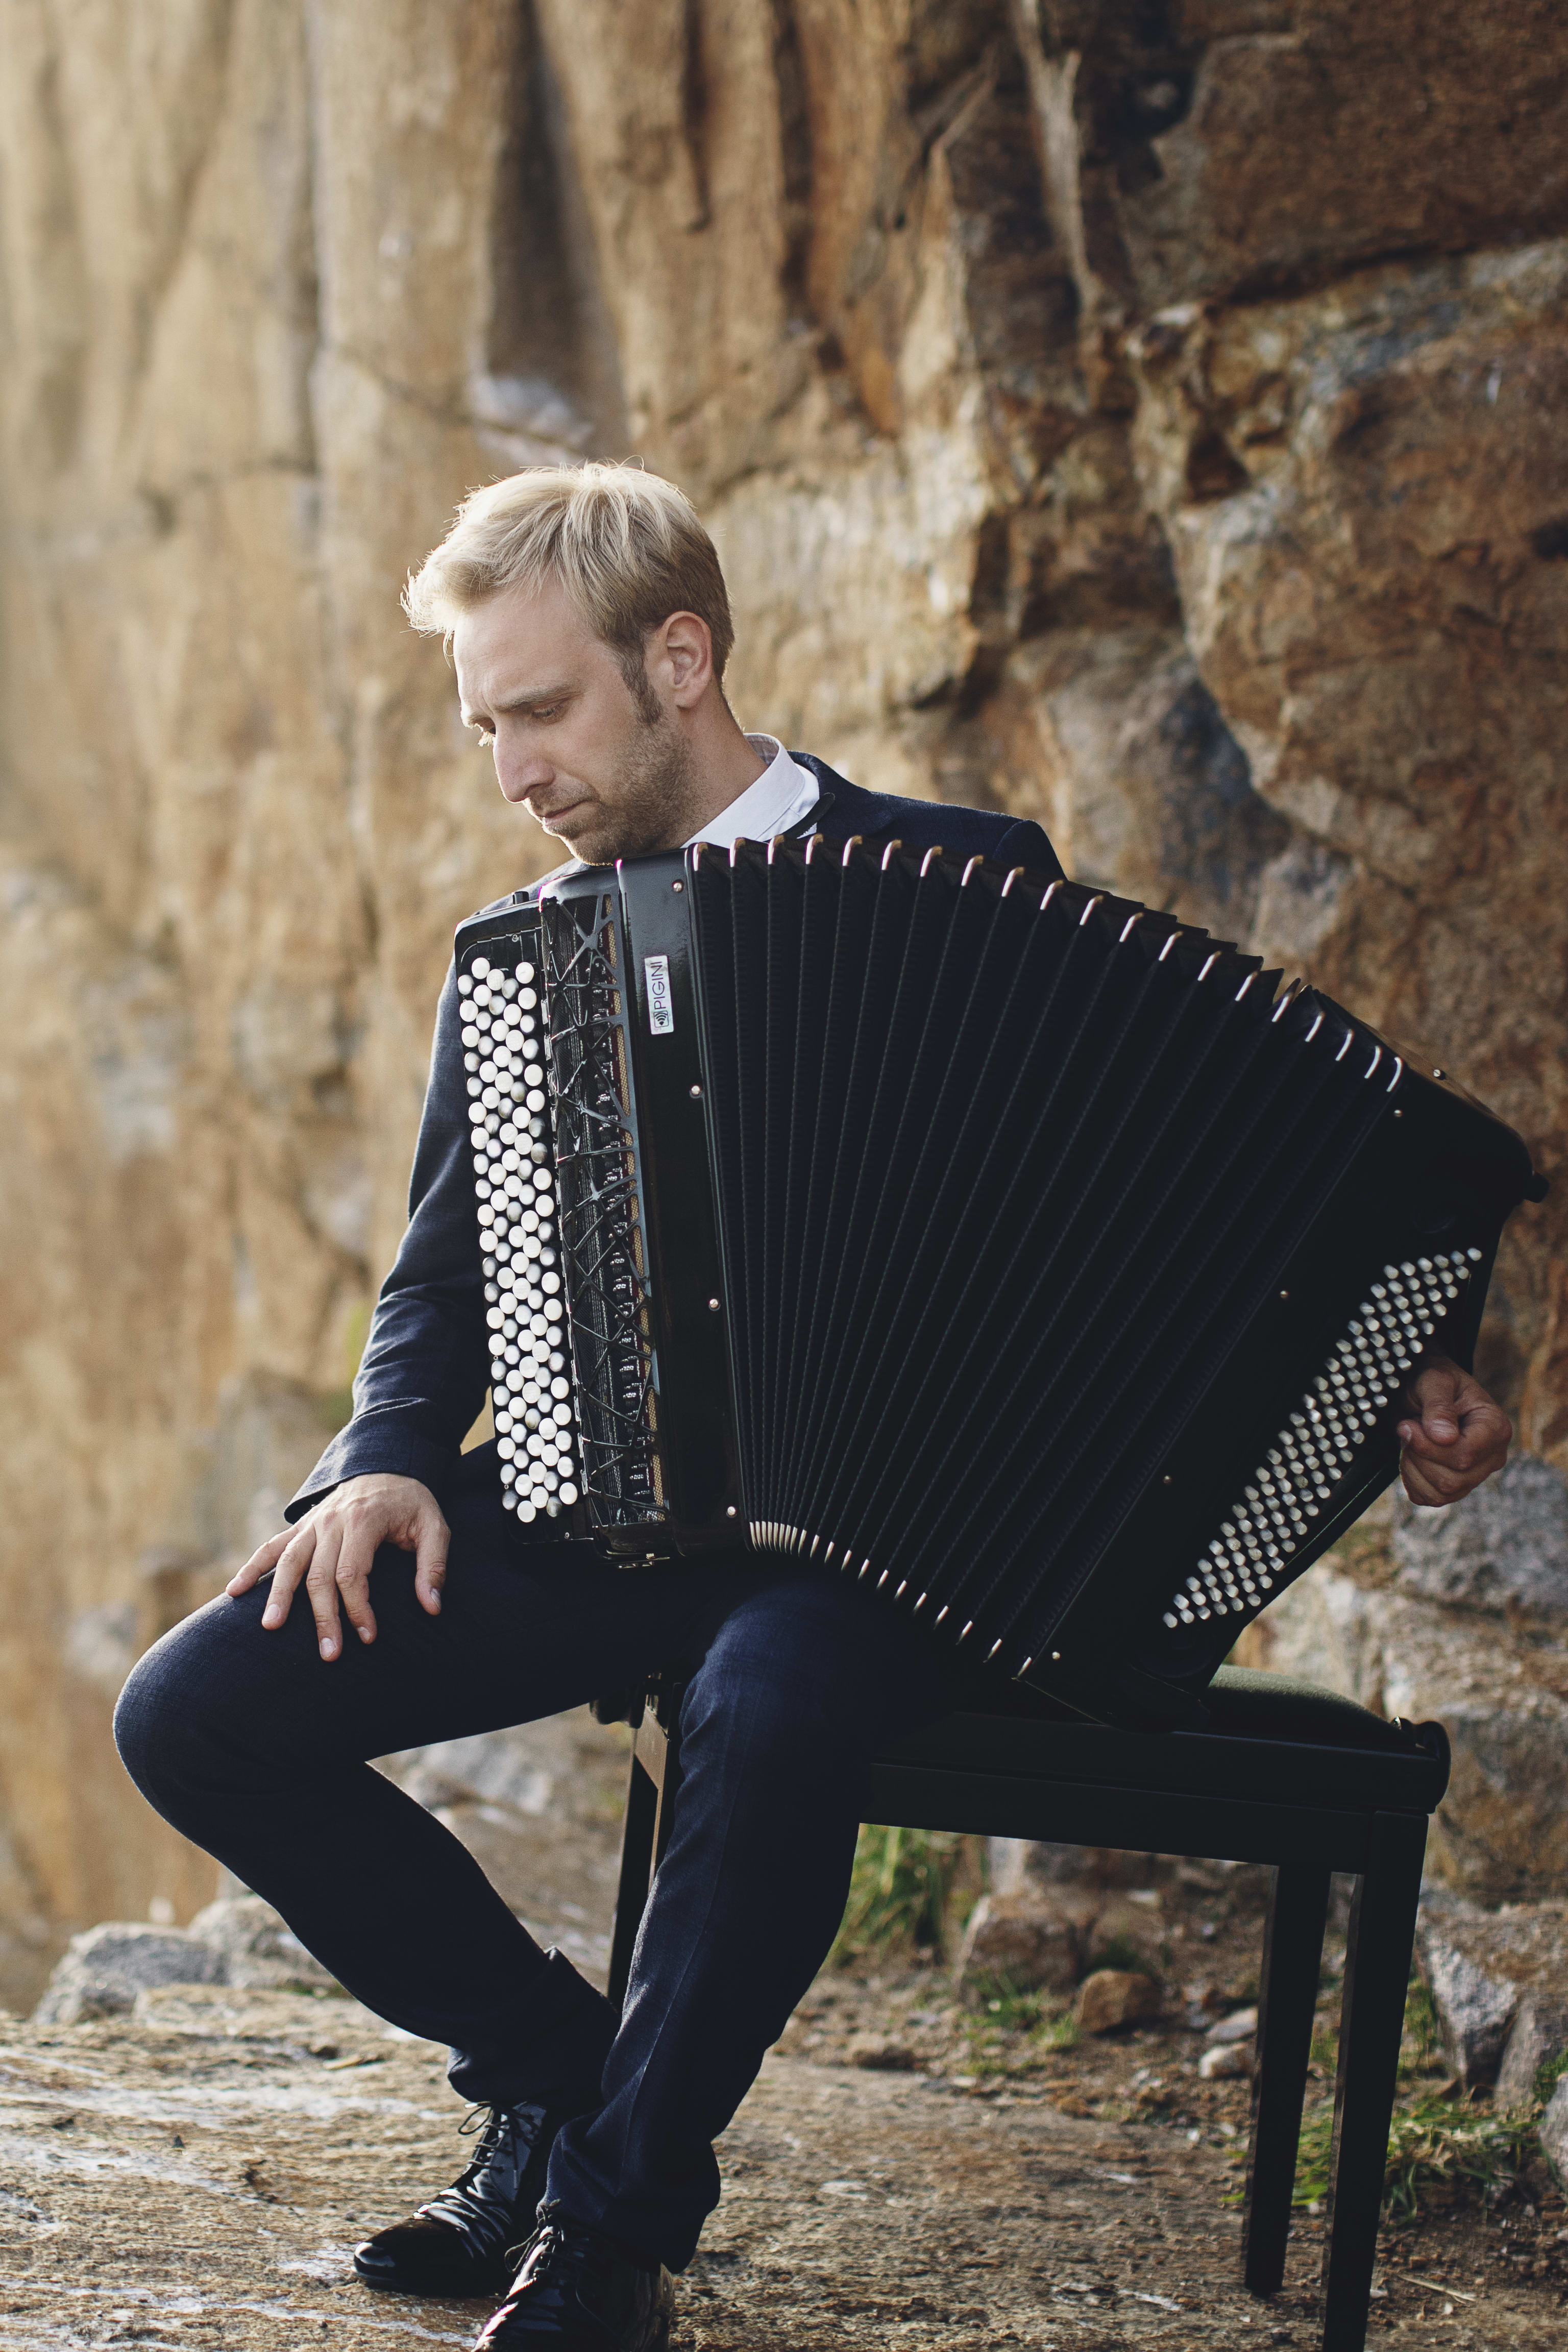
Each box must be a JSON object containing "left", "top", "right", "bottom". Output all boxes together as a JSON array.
[{"left": 656, "top": 611, "right": 715, "bottom": 708}]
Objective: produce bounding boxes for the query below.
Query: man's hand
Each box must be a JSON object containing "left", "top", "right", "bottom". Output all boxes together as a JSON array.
[
  {"left": 1397, "top": 1356, "right": 1511, "bottom": 1508},
  {"left": 225, "top": 1474, "right": 450, "bottom": 1660}
]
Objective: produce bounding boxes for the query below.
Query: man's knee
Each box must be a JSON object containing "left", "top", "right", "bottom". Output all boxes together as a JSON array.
[{"left": 113, "top": 1598, "right": 247, "bottom": 1810}]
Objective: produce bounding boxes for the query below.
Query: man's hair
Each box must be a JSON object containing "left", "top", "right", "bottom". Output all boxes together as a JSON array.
[{"left": 402, "top": 462, "right": 734, "bottom": 710}]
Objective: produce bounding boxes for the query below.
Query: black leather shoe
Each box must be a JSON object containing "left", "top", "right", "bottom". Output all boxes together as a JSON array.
[
  {"left": 474, "top": 2206, "right": 675, "bottom": 2348},
  {"left": 354, "top": 2100, "right": 593, "bottom": 2298}
]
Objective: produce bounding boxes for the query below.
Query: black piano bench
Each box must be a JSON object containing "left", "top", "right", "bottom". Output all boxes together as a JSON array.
[{"left": 601, "top": 1663, "right": 1450, "bottom": 2352}]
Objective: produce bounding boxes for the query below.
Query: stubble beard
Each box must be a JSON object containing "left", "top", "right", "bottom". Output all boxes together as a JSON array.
[{"left": 557, "top": 704, "right": 701, "bottom": 865}]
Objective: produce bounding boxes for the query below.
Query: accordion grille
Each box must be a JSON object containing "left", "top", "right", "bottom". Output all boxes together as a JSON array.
[{"left": 541, "top": 891, "right": 664, "bottom": 1523}]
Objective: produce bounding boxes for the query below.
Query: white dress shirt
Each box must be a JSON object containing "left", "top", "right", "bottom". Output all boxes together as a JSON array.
[{"left": 683, "top": 734, "right": 820, "bottom": 850}]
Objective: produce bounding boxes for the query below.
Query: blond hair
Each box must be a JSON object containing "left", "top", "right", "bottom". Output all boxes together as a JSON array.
[{"left": 402, "top": 462, "right": 735, "bottom": 705}]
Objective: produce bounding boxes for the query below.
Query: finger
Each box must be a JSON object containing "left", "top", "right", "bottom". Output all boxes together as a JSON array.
[
  {"left": 413, "top": 1507, "right": 451, "bottom": 1618},
  {"left": 1401, "top": 1448, "right": 1472, "bottom": 1504},
  {"left": 303, "top": 1522, "right": 348, "bottom": 1661},
  {"left": 334, "top": 1517, "right": 380, "bottom": 1648},
  {"left": 1402, "top": 1458, "right": 1452, "bottom": 1507},
  {"left": 1397, "top": 1415, "right": 1463, "bottom": 1457},
  {"left": 1404, "top": 1361, "right": 1465, "bottom": 1444},
  {"left": 260, "top": 1524, "right": 317, "bottom": 1628},
  {"left": 1400, "top": 1422, "right": 1504, "bottom": 1504},
  {"left": 1401, "top": 1397, "right": 1510, "bottom": 1475},
  {"left": 227, "top": 1526, "right": 292, "bottom": 1596}
]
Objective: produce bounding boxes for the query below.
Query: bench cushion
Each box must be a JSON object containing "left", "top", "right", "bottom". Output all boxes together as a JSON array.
[{"left": 872, "top": 1663, "right": 1451, "bottom": 1828}]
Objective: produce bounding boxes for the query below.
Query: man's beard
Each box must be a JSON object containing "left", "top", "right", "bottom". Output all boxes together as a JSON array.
[{"left": 555, "top": 706, "right": 700, "bottom": 864}]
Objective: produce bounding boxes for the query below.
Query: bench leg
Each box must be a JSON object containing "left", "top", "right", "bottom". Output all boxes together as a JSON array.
[
  {"left": 607, "top": 1753, "right": 658, "bottom": 2013},
  {"left": 1320, "top": 1810, "right": 1428, "bottom": 2352},
  {"left": 1244, "top": 1860, "right": 1332, "bottom": 2297}
]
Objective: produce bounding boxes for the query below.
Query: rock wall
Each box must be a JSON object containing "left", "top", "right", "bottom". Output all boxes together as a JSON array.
[
  {"left": 1240, "top": 1468, "right": 1568, "bottom": 1906},
  {"left": 1, "top": 0, "right": 1565, "bottom": 2005}
]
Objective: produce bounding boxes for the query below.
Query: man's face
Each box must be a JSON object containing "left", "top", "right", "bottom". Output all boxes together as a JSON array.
[{"left": 453, "top": 576, "right": 701, "bottom": 864}]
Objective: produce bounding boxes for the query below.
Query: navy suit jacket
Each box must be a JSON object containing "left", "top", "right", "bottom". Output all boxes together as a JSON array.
[{"left": 287, "top": 757, "right": 1063, "bottom": 1519}]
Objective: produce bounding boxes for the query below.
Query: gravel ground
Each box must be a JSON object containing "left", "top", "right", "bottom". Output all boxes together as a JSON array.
[
  {"left": 0, "top": 1974, "right": 1561, "bottom": 2349},
  {"left": 3, "top": 1705, "right": 1564, "bottom": 2348}
]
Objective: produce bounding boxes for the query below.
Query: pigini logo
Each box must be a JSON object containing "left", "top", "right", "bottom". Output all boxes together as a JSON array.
[{"left": 645, "top": 954, "right": 674, "bottom": 1035}]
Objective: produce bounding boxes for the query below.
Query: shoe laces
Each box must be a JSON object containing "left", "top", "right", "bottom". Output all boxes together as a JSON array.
[
  {"left": 479, "top": 2216, "right": 609, "bottom": 2345},
  {"left": 420, "top": 2103, "right": 541, "bottom": 2255},
  {"left": 514, "top": 2211, "right": 616, "bottom": 2297}
]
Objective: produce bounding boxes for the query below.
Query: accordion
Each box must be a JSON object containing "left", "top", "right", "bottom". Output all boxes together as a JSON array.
[{"left": 455, "top": 836, "right": 1542, "bottom": 1729}]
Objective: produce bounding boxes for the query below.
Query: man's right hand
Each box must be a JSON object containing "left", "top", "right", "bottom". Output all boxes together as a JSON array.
[{"left": 225, "top": 1474, "right": 450, "bottom": 1661}]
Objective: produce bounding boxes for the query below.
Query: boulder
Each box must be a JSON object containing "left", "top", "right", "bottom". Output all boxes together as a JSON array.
[
  {"left": 1083, "top": 1895, "right": 1168, "bottom": 1983},
  {"left": 1540, "top": 2079, "right": 1568, "bottom": 2193},
  {"left": 1206, "top": 2006, "right": 1259, "bottom": 2048},
  {"left": 987, "top": 1839, "right": 1159, "bottom": 1896},
  {"left": 1075, "top": 1970, "right": 1160, "bottom": 2036},
  {"left": 1199, "top": 2042, "right": 1252, "bottom": 2081},
  {"left": 1392, "top": 1458, "right": 1568, "bottom": 1622},
  {"left": 847, "top": 2035, "right": 917, "bottom": 2072},
  {"left": 1495, "top": 1992, "right": 1568, "bottom": 2115},
  {"left": 1414, "top": 1884, "right": 1568, "bottom": 2089},
  {"left": 1243, "top": 1564, "right": 1568, "bottom": 1904},
  {"left": 955, "top": 1892, "right": 1086, "bottom": 1997},
  {"left": 33, "top": 1924, "right": 222, "bottom": 2025},
  {"left": 186, "top": 1897, "right": 337, "bottom": 1994}
]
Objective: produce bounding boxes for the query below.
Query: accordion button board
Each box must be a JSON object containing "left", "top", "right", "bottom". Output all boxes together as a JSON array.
[
  {"left": 455, "top": 837, "right": 1543, "bottom": 1730},
  {"left": 455, "top": 944, "right": 583, "bottom": 1523}
]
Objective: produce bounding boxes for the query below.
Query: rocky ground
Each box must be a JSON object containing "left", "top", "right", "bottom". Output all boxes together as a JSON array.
[
  {"left": 5, "top": 1706, "right": 1568, "bottom": 2351},
  {"left": 0, "top": 1971, "right": 1563, "bottom": 2351}
]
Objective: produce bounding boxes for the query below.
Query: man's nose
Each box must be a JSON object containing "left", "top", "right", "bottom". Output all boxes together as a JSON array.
[{"left": 494, "top": 737, "right": 553, "bottom": 805}]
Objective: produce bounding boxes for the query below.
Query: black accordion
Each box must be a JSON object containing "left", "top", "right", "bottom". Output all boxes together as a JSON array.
[{"left": 455, "top": 836, "right": 1541, "bottom": 1729}]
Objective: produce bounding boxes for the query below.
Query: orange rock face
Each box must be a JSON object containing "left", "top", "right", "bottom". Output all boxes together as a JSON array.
[{"left": 1, "top": 0, "right": 1563, "bottom": 1999}]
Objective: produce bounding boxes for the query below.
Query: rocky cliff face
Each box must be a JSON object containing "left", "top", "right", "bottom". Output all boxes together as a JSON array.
[{"left": 2, "top": 0, "right": 1565, "bottom": 2003}]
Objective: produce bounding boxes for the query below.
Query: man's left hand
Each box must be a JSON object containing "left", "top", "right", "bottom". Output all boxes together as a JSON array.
[{"left": 1397, "top": 1355, "right": 1511, "bottom": 1507}]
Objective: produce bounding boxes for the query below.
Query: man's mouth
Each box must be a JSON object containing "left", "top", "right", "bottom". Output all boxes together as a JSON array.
[{"left": 530, "top": 797, "right": 589, "bottom": 832}]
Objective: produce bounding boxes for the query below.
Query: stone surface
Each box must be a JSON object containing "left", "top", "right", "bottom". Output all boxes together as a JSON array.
[
  {"left": 1206, "top": 2005, "right": 1259, "bottom": 2047},
  {"left": 955, "top": 1890, "right": 1086, "bottom": 1995},
  {"left": 988, "top": 1836, "right": 1159, "bottom": 1895},
  {"left": 2, "top": 0, "right": 1566, "bottom": 2002},
  {"left": 1540, "top": 2077, "right": 1568, "bottom": 2194},
  {"left": 1495, "top": 1991, "right": 1568, "bottom": 2117},
  {"left": 0, "top": 1983, "right": 1373, "bottom": 2351},
  {"left": 1083, "top": 1894, "right": 1169, "bottom": 1983},
  {"left": 1393, "top": 1457, "right": 1568, "bottom": 1621},
  {"left": 1198, "top": 2041, "right": 1251, "bottom": 2081},
  {"left": 1241, "top": 1553, "right": 1568, "bottom": 1904},
  {"left": 1075, "top": 1967, "right": 1160, "bottom": 2035},
  {"left": 1131, "top": 244, "right": 1568, "bottom": 1415},
  {"left": 186, "top": 1896, "right": 337, "bottom": 1994},
  {"left": 846, "top": 2033, "right": 918, "bottom": 2072},
  {"left": 32, "top": 1922, "right": 223, "bottom": 2026},
  {"left": 1414, "top": 1883, "right": 1568, "bottom": 2090}
]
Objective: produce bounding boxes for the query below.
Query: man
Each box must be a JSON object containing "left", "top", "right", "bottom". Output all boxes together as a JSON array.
[{"left": 115, "top": 463, "right": 1511, "bottom": 2352}]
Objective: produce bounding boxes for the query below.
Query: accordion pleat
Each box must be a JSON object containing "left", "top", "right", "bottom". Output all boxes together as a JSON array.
[{"left": 689, "top": 839, "right": 1390, "bottom": 1676}]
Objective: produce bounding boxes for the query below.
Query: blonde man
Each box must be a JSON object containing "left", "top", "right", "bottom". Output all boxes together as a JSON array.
[{"left": 116, "top": 465, "right": 1510, "bottom": 2352}]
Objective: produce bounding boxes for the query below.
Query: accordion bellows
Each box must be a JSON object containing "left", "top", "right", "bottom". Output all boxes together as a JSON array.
[{"left": 457, "top": 835, "right": 1540, "bottom": 1729}]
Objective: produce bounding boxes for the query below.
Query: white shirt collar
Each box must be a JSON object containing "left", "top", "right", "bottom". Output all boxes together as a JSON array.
[{"left": 683, "top": 734, "right": 820, "bottom": 850}]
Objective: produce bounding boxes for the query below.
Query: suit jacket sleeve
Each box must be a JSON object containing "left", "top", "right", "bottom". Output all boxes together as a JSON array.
[
  {"left": 286, "top": 961, "right": 489, "bottom": 1520},
  {"left": 992, "top": 815, "right": 1064, "bottom": 883}
]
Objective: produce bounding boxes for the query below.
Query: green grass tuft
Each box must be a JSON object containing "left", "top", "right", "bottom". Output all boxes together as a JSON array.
[
  {"left": 1534, "top": 2047, "right": 1568, "bottom": 2107},
  {"left": 1294, "top": 2091, "right": 1536, "bottom": 2222},
  {"left": 830, "top": 1825, "right": 982, "bottom": 1966},
  {"left": 1290, "top": 1972, "right": 1547, "bottom": 2221}
]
